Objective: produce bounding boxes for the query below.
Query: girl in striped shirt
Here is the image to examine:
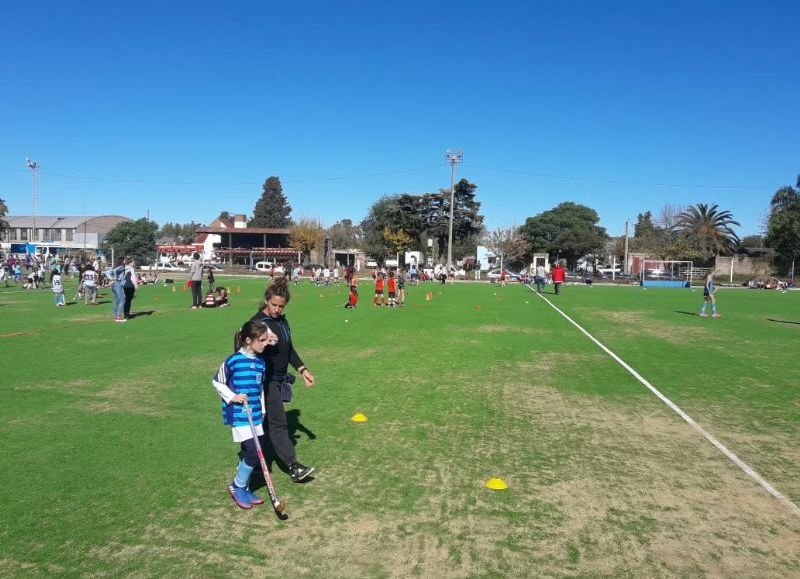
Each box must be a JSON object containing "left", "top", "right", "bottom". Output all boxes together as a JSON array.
[{"left": 212, "top": 319, "right": 278, "bottom": 509}]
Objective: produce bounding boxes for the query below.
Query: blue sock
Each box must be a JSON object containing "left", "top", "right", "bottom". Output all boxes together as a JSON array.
[
  {"left": 234, "top": 459, "right": 254, "bottom": 488},
  {"left": 711, "top": 303, "right": 716, "bottom": 314},
  {"left": 700, "top": 303, "right": 707, "bottom": 314}
]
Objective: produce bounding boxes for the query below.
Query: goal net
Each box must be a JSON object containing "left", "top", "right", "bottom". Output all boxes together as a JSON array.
[{"left": 641, "top": 260, "right": 694, "bottom": 288}]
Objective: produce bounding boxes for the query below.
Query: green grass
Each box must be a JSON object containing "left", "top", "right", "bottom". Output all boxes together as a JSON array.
[{"left": 1, "top": 278, "right": 799, "bottom": 577}]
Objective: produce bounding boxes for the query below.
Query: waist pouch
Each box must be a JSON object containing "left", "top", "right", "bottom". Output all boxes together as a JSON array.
[{"left": 271, "top": 373, "right": 296, "bottom": 403}]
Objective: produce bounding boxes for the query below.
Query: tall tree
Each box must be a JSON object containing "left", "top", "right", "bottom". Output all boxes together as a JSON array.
[
  {"left": 290, "top": 217, "right": 325, "bottom": 264},
  {"left": 217, "top": 211, "right": 231, "bottom": 223},
  {"left": 327, "top": 219, "right": 363, "bottom": 250},
  {"left": 0, "top": 197, "right": 8, "bottom": 232},
  {"left": 104, "top": 219, "right": 158, "bottom": 264},
  {"left": 766, "top": 177, "right": 800, "bottom": 272},
  {"left": 673, "top": 203, "right": 740, "bottom": 262},
  {"left": 519, "top": 202, "right": 609, "bottom": 267},
  {"left": 251, "top": 176, "right": 292, "bottom": 228}
]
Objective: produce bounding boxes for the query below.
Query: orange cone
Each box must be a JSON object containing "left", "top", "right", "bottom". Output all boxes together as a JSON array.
[{"left": 236, "top": 285, "right": 241, "bottom": 294}]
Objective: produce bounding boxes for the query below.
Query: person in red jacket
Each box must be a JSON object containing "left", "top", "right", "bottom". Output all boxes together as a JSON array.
[{"left": 551, "top": 262, "right": 565, "bottom": 294}]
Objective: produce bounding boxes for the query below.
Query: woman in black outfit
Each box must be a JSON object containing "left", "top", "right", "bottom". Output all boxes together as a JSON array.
[{"left": 249, "top": 277, "right": 316, "bottom": 483}]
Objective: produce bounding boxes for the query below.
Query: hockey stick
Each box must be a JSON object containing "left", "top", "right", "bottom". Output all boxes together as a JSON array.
[{"left": 242, "top": 400, "right": 287, "bottom": 515}]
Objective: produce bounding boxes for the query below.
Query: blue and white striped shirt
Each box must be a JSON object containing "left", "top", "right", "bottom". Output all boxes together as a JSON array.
[{"left": 212, "top": 350, "right": 265, "bottom": 428}]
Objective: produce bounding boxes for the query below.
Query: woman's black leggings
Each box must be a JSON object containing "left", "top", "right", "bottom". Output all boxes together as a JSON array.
[
  {"left": 264, "top": 379, "right": 296, "bottom": 467},
  {"left": 191, "top": 280, "right": 203, "bottom": 307},
  {"left": 123, "top": 286, "right": 135, "bottom": 317}
]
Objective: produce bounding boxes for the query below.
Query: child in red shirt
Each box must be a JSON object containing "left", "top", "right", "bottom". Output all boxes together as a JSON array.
[{"left": 373, "top": 272, "right": 386, "bottom": 307}]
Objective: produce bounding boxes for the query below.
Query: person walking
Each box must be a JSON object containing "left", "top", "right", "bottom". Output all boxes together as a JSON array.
[
  {"left": 189, "top": 253, "right": 204, "bottom": 309},
  {"left": 535, "top": 264, "right": 547, "bottom": 293},
  {"left": 110, "top": 259, "right": 127, "bottom": 322},
  {"left": 211, "top": 319, "right": 278, "bottom": 509},
  {"left": 551, "top": 262, "right": 565, "bottom": 295},
  {"left": 122, "top": 258, "right": 138, "bottom": 319},
  {"left": 249, "top": 277, "right": 316, "bottom": 483},
  {"left": 82, "top": 264, "right": 98, "bottom": 305},
  {"left": 700, "top": 272, "right": 720, "bottom": 318}
]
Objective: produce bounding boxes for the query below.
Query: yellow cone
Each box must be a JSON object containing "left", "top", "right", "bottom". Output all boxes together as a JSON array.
[
  {"left": 172, "top": 286, "right": 176, "bottom": 292},
  {"left": 485, "top": 477, "right": 508, "bottom": 490},
  {"left": 351, "top": 412, "right": 368, "bottom": 423}
]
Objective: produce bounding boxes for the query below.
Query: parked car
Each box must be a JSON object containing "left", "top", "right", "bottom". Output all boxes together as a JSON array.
[
  {"left": 206, "top": 263, "right": 224, "bottom": 272},
  {"left": 254, "top": 261, "right": 286, "bottom": 275},
  {"left": 487, "top": 269, "right": 521, "bottom": 282},
  {"left": 155, "top": 263, "right": 188, "bottom": 272}
]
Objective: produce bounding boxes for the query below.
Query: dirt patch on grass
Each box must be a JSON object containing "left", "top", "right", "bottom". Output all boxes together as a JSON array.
[
  {"left": 475, "top": 324, "right": 542, "bottom": 335},
  {"left": 480, "top": 376, "right": 800, "bottom": 577},
  {"left": 582, "top": 309, "right": 713, "bottom": 345}
]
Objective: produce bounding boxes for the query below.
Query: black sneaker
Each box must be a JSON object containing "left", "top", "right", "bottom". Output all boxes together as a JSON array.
[{"left": 289, "top": 462, "right": 315, "bottom": 482}]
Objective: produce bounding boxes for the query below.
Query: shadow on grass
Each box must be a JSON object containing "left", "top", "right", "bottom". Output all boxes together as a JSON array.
[
  {"left": 128, "top": 310, "right": 156, "bottom": 319},
  {"left": 250, "top": 409, "right": 318, "bottom": 492},
  {"left": 767, "top": 318, "right": 800, "bottom": 326},
  {"left": 674, "top": 310, "right": 700, "bottom": 317}
]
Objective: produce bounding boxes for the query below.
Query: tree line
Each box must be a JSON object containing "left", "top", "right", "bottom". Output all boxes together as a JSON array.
[{"left": 2, "top": 170, "right": 798, "bottom": 274}]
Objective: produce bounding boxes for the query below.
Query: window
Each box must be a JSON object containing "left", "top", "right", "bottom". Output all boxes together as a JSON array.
[
  {"left": 65, "top": 228, "right": 74, "bottom": 242},
  {"left": 21, "top": 228, "right": 28, "bottom": 241}
]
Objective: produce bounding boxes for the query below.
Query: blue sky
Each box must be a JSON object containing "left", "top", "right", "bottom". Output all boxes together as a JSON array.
[{"left": 1, "top": 1, "right": 797, "bottom": 237}]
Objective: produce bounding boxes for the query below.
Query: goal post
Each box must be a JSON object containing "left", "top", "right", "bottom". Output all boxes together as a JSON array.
[{"left": 641, "top": 260, "right": 694, "bottom": 288}]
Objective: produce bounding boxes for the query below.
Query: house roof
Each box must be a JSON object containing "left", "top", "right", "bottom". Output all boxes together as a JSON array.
[
  {"left": 195, "top": 226, "right": 292, "bottom": 235},
  {"left": 6, "top": 215, "right": 132, "bottom": 230}
]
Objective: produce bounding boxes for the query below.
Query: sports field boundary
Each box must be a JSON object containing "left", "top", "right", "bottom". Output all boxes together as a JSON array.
[{"left": 528, "top": 284, "right": 800, "bottom": 518}]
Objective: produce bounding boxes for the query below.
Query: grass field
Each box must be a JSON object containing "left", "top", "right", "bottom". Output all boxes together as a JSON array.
[{"left": 1, "top": 276, "right": 799, "bottom": 577}]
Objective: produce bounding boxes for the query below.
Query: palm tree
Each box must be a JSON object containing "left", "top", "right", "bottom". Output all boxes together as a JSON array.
[{"left": 674, "top": 203, "right": 740, "bottom": 260}]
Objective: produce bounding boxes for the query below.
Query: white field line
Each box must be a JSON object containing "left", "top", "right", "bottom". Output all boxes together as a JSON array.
[{"left": 528, "top": 285, "right": 800, "bottom": 517}]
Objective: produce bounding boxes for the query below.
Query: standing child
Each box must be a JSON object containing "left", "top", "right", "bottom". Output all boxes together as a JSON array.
[
  {"left": 397, "top": 270, "right": 406, "bottom": 307},
  {"left": 700, "top": 272, "right": 720, "bottom": 318},
  {"left": 387, "top": 270, "right": 397, "bottom": 307},
  {"left": 52, "top": 269, "right": 65, "bottom": 306},
  {"left": 211, "top": 320, "right": 278, "bottom": 509},
  {"left": 373, "top": 271, "right": 386, "bottom": 307}
]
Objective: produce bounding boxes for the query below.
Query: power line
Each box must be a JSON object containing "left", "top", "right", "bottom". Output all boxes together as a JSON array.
[
  {"left": 0, "top": 162, "right": 781, "bottom": 190},
  {"left": 465, "top": 163, "right": 776, "bottom": 190}
]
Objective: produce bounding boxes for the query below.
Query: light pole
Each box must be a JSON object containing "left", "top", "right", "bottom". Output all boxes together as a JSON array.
[
  {"left": 623, "top": 218, "right": 630, "bottom": 274},
  {"left": 444, "top": 149, "right": 463, "bottom": 268},
  {"left": 26, "top": 158, "right": 40, "bottom": 245}
]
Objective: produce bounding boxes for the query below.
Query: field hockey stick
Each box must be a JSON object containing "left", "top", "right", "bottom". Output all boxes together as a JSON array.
[{"left": 242, "top": 400, "right": 286, "bottom": 514}]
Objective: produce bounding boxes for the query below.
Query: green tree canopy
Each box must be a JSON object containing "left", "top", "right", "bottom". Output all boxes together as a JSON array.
[
  {"left": 327, "top": 219, "right": 363, "bottom": 250},
  {"left": 104, "top": 218, "right": 158, "bottom": 264},
  {"left": 766, "top": 177, "right": 800, "bottom": 272},
  {"left": 157, "top": 221, "right": 204, "bottom": 242},
  {"left": 360, "top": 179, "right": 485, "bottom": 261},
  {"left": 519, "top": 202, "right": 609, "bottom": 267},
  {"left": 251, "top": 176, "right": 292, "bottom": 228}
]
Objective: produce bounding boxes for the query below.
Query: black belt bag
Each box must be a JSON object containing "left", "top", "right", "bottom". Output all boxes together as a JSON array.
[{"left": 271, "top": 373, "right": 296, "bottom": 403}]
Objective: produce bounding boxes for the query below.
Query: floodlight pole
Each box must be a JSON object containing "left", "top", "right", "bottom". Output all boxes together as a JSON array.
[
  {"left": 623, "top": 218, "right": 630, "bottom": 275},
  {"left": 444, "top": 149, "right": 463, "bottom": 268},
  {"left": 26, "top": 158, "right": 40, "bottom": 246}
]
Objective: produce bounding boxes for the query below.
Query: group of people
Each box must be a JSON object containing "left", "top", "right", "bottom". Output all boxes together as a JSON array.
[
  {"left": 371, "top": 268, "right": 405, "bottom": 307},
  {"left": 211, "top": 277, "right": 316, "bottom": 509}
]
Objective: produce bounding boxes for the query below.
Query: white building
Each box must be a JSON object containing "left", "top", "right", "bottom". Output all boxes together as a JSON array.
[{"left": 1, "top": 215, "right": 132, "bottom": 253}]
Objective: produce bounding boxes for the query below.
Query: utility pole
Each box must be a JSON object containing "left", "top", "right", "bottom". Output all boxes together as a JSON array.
[
  {"left": 444, "top": 149, "right": 463, "bottom": 268},
  {"left": 623, "top": 218, "right": 630, "bottom": 274},
  {"left": 26, "top": 158, "right": 40, "bottom": 245}
]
